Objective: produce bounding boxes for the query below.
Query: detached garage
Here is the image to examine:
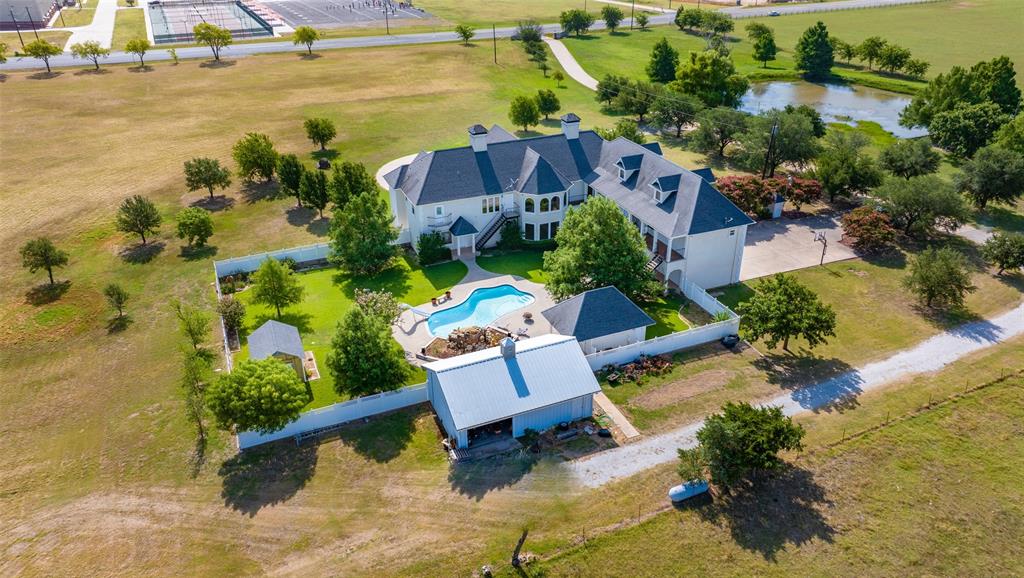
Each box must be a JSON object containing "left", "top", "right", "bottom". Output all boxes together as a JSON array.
[{"left": 424, "top": 334, "right": 600, "bottom": 449}]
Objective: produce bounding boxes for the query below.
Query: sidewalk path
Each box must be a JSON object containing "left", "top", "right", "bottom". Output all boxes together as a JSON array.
[
  {"left": 64, "top": 0, "right": 119, "bottom": 49},
  {"left": 543, "top": 36, "right": 598, "bottom": 90},
  {"left": 594, "top": 392, "right": 641, "bottom": 440},
  {"left": 568, "top": 300, "right": 1024, "bottom": 488}
]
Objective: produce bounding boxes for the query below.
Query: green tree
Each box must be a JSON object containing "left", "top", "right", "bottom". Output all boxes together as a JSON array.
[
  {"left": 330, "top": 191, "right": 398, "bottom": 275},
  {"left": 929, "top": 101, "right": 1009, "bottom": 158},
  {"left": 208, "top": 358, "right": 307, "bottom": 434},
  {"left": 981, "top": 232, "right": 1024, "bottom": 275},
  {"left": 104, "top": 283, "right": 129, "bottom": 318},
  {"left": 19, "top": 237, "right": 68, "bottom": 285},
  {"left": 994, "top": 115, "right": 1024, "bottom": 155},
  {"left": 875, "top": 175, "right": 968, "bottom": 237},
  {"left": 903, "top": 247, "right": 976, "bottom": 309},
  {"left": 454, "top": 23, "right": 475, "bottom": 45},
  {"left": 232, "top": 132, "right": 277, "bottom": 182},
  {"left": 878, "top": 43, "right": 911, "bottom": 74},
  {"left": 613, "top": 79, "right": 659, "bottom": 123},
  {"left": 672, "top": 49, "right": 749, "bottom": 109},
  {"left": 552, "top": 70, "right": 565, "bottom": 87},
  {"left": 23, "top": 39, "right": 62, "bottom": 73},
  {"left": 217, "top": 295, "right": 246, "bottom": 337},
  {"left": 299, "top": 169, "right": 329, "bottom": 218},
  {"left": 903, "top": 58, "right": 930, "bottom": 79},
  {"left": 674, "top": 6, "right": 698, "bottom": 31},
  {"left": 651, "top": 89, "right": 703, "bottom": 138},
  {"left": 831, "top": 37, "right": 856, "bottom": 64},
  {"left": 171, "top": 299, "right": 211, "bottom": 352},
  {"left": 509, "top": 95, "right": 541, "bottom": 132},
  {"left": 176, "top": 206, "right": 214, "bottom": 247},
  {"left": 326, "top": 307, "right": 409, "bottom": 398},
  {"left": 678, "top": 402, "right": 805, "bottom": 490},
  {"left": 329, "top": 160, "right": 377, "bottom": 210},
  {"left": 901, "top": 56, "right": 1021, "bottom": 129},
  {"left": 738, "top": 273, "right": 837, "bottom": 351},
  {"left": 515, "top": 19, "right": 542, "bottom": 43},
  {"left": 752, "top": 31, "right": 777, "bottom": 68},
  {"left": 744, "top": 22, "right": 771, "bottom": 42},
  {"left": 879, "top": 138, "right": 941, "bottom": 179},
  {"left": 856, "top": 36, "right": 887, "bottom": 70},
  {"left": 496, "top": 220, "right": 524, "bottom": 250},
  {"left": 535, "top": 88, "right": 561, "bottom": 120},
  {"left": 635, "top": 12, "right": 649, "bottom": 31},
  {"left": 251, "top": 257, "right": 304, "bottom": 318},
  {"left": 595, "top": 118, "right": 645, "bottom": 144},
  {"left": 543, "top": 196, "right": 656, "bottom": 301},
  {"left": 116, "top": 195, "right": 162, "bottom": 245},
  {"left": 813, "top": 131, "right": 883, "bottom": 202},
  {"left": 277, "top": 153, "right": 305, "bottom": 206},
  {"left": 183, "top": 157, "right": 232, "bottom": 198},
  {"left": 783, "top": 103, "right": 826, "bottom": 138},
  {"left": 193, "top": 22, "right": 232, "bottom": 61},
  {"left": 292, "top": 25, "right": 320, "bottom": 54},
  {"left": 416, "top": 231, "right": 450, "bottom": 265},
  {"left": 559, "top": 9, "right": 595, "bottom": 37},
  {"left": 691, "top": 107, "right": 746, "bottom": 157},
  {"left": 646, "top": 37, "right": 679, "bottom": 84},
  {"left": 794, "top": 21, "right": 833, "bottom": 79},
  {"left": 596, "top": 73, "right": 630, "bottom": 105},
  {"left": 736, "top": 110, "right": 820, "bottom": 176},
  {"left": 353, "top": 288, "right": 401, "bottom": 324},
  {"left": 600, "top": 5, "right": 623, "bottom": 33},
  {"left": 303, "top": 117, "right": 336, "bottom": 151},
  {"left": 696, "top": 10, "right": 733, "bottom": 47},
  {"left": 954, "top": 145, "right": 1024, "bottom": 209},
  {"left": 70, "top": 40, "right": 109, "bottom": 70},
  {"left": 180, "top": 349, "right": 212, "bottom": 445},
  {"left": 0, "top": 41, "right": 8, "bottom": 64},
  {"left": 840, "top": 206, "right": 897, "bottom": 253}
]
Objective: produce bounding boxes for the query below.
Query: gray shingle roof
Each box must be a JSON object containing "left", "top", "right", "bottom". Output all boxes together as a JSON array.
[
  {"left": 542, "top": 286, "right": 655, "bottom": 343},
  {"left": 449, "top": 216, "right": 478, "bottom": 236},
  {"left": 248, "top": 320, "right": 304, "bottom": 361},
  {"left": 424, "top": 334, "right": 600, "bottom": 431}
]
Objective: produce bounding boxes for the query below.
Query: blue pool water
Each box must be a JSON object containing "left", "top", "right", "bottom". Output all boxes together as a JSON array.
[{"left": 427, "top": 285, "right": 535, "bottom": 337}]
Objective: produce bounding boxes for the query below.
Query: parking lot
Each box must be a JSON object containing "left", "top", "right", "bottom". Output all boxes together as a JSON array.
[
  {"left": 261, "top": 0, "right": 431, "bottom": 28},
  {"left": 740, "top": 214, "right": 857, "bottom": 281}
]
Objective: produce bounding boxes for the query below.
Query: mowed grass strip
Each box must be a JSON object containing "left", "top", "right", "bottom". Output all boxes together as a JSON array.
[{"left": 111, "top": 8, "right": 145, "bottom": 51}]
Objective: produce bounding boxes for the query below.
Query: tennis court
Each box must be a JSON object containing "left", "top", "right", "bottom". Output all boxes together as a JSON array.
[
  {"left": 260, "top": 0, "right": 430, "bottom": 29},
  {"left": 148, "top": 0, "right": 273, "bottom": 43}
]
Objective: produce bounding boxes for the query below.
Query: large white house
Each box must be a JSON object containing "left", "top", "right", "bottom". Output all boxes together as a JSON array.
[{"left": 383, "top": 114, "right": 754, "bottom": 290}]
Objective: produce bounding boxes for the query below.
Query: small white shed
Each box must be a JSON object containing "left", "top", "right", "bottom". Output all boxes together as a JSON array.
[{"left": 423, "top": 334, "right": 600, "bottom": 449}]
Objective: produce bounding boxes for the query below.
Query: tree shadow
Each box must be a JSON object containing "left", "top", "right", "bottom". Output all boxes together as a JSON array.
[
  {"left": 974, "top": 204, "right": 1024, "bottom": 233},
  {"left": 753, "top": 353, "right": 861, "bottom": 413},
  {"left": 514, "top": 129, "right": 545, "bottom": 138},
  {"left": 127, "top": 65, "right": 155, "bottom": 73},
  {"left": 106, "top": 314, "right": 133, "bottom": 334},
  {"left": 447, "top": 452, "right": 538, "bottom": 501},
  {"left": 179, "top": 244, "right": 218, "bottom": 261},
  {"left": 860, "top": 246, "right": 906, "bottom": 270},
  {"left": 199, "top": 59, "right": 237, "bottom": 69},
  {"left": 251, "top": 309, "right": 314, "bottom": 335},
  {"left": 299, "top": 52, "right": 322, "bottom": 60},
  {"left": 187, "top": 435, "right": 207, "bottom": 478},
  {"left": 120, "top": 241, "right": 166, "bottom": 264},
  {"left": 334, "top": 407, "right": 419, "bottom": 463},
  {"left": 24, "top": 280, "right": 71, "bottom": 305},
  {"left": 73, "top": 67, "right": 112, "bottom": 76},
  {"left": 218, "top": 442, "right": 318, "bottom": 517},
  {"left": 27, "top": 71, "right": 64, "bottom": 80},
  {"left": 0, "top": 73, "right": 8, "bottom": 83},
  {"left": 695, "top": 465, "right": 836, "bottom": 561},
  {"left": 312, "top": 148, "right": 340, "bottom": 161},
  {"left": 190, "top": 195, "right": 235, "bottom": 212},
  {"left": 240, "top": 180, "right": 280, "bottom": 204},
  {"left": 338, "top": 260, "right": 413, "bottom": 300},
  {"left": 995, "top": 270, "right": 1024, "bottom": 292}
]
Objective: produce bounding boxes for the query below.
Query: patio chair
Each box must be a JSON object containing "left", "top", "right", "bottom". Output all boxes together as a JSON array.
[{"left": 516, "top": 327, "right": 529, "bottom": 337}]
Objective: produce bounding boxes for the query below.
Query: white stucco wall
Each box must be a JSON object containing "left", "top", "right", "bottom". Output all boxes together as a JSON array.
[
  {"left": 684, "top": 225, "right": 747, "bottom": 289},
  {"left": 580, "top": 327, "right": 646, "bottom": 354}
]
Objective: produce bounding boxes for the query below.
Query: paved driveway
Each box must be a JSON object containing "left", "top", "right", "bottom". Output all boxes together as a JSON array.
[{"left": 740, "top": 214, "right": 857, "bottom": 281}]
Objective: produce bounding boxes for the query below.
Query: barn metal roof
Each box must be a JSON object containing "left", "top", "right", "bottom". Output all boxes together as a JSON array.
[{"left": 424, "top": 334, "right": 600, "bottom": 431}]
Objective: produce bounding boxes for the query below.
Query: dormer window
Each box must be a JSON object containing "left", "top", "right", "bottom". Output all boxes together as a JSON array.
[
  {"left": 618, "top": 168, "right": 626, "bottom": 181},
  {"left": 653, "top": 186, "right": 662, "bottom": 203}
]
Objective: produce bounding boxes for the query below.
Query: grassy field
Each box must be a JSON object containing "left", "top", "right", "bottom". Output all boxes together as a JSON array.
[
  {"left": 0, "top": 30, "right": 72, "bottom": 50},
  {"left": 111, "top": 8, "right": 145, "bottom": 51},
  {"left": 414, "top": 0, "right": 587, "bottom": 28},
  {"left": 232, "top": 258, "right": 467, "bottom": 408},
  {"left": 55, "top": 0, "right": 97, "bottom": 27}
]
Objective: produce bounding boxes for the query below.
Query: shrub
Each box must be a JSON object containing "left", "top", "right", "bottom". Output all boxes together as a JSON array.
[
  {"left": 417, "top": 231, "right": 450, "bottom": 265},
  {"left": 496, "top": 220, "right": 524, "bottom": 250},
  {"left": 840, "top": 206, "right": 896, "bottom": 253}
]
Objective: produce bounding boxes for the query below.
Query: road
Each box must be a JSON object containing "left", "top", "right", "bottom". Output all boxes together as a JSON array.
[
  {"left": 568, "top": 300, "right": 1024, "bottom": 488},
  {"left": 1, "top": 0, "right": 936, "bottom": 71}
]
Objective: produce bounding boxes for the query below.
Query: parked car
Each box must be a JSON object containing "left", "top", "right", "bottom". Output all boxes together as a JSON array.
[{"left": 769, "top": 11, "right": 781, "bottom": 17}]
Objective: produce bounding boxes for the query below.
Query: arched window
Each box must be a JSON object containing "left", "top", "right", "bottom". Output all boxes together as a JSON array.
[
  {"left": 525, "top": 198, "right": 535, "bottom": 213},
  {"left": 540, "top": 198, "right": 550, "bottom": 212},
  {"left": 551, "top": 196, "right": 561, "bottom": 211}
]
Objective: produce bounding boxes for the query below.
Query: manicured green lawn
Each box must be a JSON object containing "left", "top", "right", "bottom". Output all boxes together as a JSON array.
[
  {"left": 55, "top": 0, "right": 97, "bottom": 27},
  {"left": 1, "top": 31, "right": 72, "bottom": 50},
  {"left": 641, "top": 293, "right": 690, "bottom": 338},
  {"left": 972, "top": 199, "right": 1024, "bottom": 234},
  {"left": 415, "top": 0, "right": 587, "bottom": 27},
  {"left": 477, "top": 249, "right": 548, "bottom": 283},
  {"left": 232, "top": 256, "right": 467, "bottom": 409},
  {"left": 111, "top": 8, "right": 146, "bottom": 51}
]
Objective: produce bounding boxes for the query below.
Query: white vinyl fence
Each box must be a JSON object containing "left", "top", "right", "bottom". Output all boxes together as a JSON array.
[
  {"left": 213, "top": 243, "right": 332, "bottom": 278},
  {"left": 237, "top": 383, "right": 429, "bottom": 449},
  {"left": 584, "top": 280, "right": 739, "bottom": 370}
]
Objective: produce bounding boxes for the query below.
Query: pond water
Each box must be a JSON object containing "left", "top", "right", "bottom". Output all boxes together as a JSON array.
[{"left": 739, "top": 81, "right": 928, "bottom": 139}]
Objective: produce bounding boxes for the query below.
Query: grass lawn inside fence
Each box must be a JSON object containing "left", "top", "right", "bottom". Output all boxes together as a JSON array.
[
  {"left": 111, "top": 8, "right": 146, "bottom": 51},
  {"left": 55, "top": 0, "right": 97, "bottom": 27},
  {"left": 231, "top": 256, "right": 467, "bottom": 409}
]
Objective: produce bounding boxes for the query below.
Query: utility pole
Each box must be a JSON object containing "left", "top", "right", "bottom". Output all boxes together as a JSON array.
[
  {"left": 26, "top": 7, "right": 39, "bottom": 40},
  {"left": 384, "top": 2, "right": 389, "bottom": 35},
  {"left": 761, "top": 119, "right": 779, "bottom": 179},
  {"left": 10, "top": 8, "right": 25, "bottom": 48},
  {"left": 59, "top": 6, "right": 66, "bottom": 27},
  {"left": 629, "top": 0, "right": 635, "bottom": 30},
  {"left": 492, "top": 24, "right": 497, "bottom": 64}
]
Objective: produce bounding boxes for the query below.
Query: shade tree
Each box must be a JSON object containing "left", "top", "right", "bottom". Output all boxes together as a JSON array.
[
  {"left": 813, "top": 131, "right": 883, "bottom": 202},
  {"left": 116, "top": 195, "right": 162, "bottom": 245},
  {"left": 903, "top": 247, "right": 976, "bottom": 309},
  {"left": 276, "top": 153, "right": 305, "bottom": 206},
  {"left": 672, "top": 49, "right": 749, "bottom": 109},
  {"left": 600, "top": 5, "right": 623, "bottom": 33},
  {"left": 793, "top": 21, "right": 833, "bottom": 79},
  {"left": 104, "top": 283, "right": 129, "bottom": 318},
  {"left": 23, "top": 39, "right": 62, "bottom": 73},
  {"left": 329, "top": 160, "right": 377, "bottom": 210},
  {"left": 232, "top": 132, "right": 278, "bottom": 182},
  {"left": 70, "top": 40, "right": 110, "bottom": 70},
  {"left": 651, "top": 89, "right": 703, "bottom": 138},
  {"left": 981, "top": 233, "right": 1024, "bottom": 275},
  {"left": 19, "top": 237, "right": 69, "bottom": 285},
  {"left": 184, "top": 157, "right": 232, "bottom": 198},
  {"left": 303, "top": 117, "right": 336, "bottom": 151},
  {"left": 559, "top": 9, "right": 595, "bottom": 37},
  {"left": 874, "top": 175, "right": 968, "bottom": 237},
  {"left": 535, "top": 89, "right": 561, "bottom": 120},
  {"left": 292, "top": 25, "right": 321, "bottom": 54},
  {"left": 326, "top": 306, "right": 410, "bottom": 398},
  {"left": 299, "top": 169, "right": 329, "bottom": 218},
  {"left": 208, "top": 358, "right": 307, "bottom": 434},
  {"left": 879, "top": 138, "right": 941, "bottom": 179},
  {"left": 735, "top": 109, "right": 820, "bottom": 176},
  {"left": 193, "top": 23, "right": 232, "bottom": 61},
  {"left": 737, "top": 273, "right": 837, "bottom": 352},
  {"left": 251, "top": 257, "right": 304, "bottom": 318},
  {"left": 929, "top": 101, "right": 1010, "bottom": 158},
  {"left": 329, "top": 191, "right": 399, "bottom": 275},
  {"left": 176, "top": 206, "right": 214, "bottom": 247},
  {"left": 646, "top": 37, "right": 679, "bottom": 84},
  {"left": 954, "top": 145, "right": 1024, "bottom": 209},
  {"left": 454, "top": 24, "right": 475, "bottom": 45},
  {"left": 690, "top": 107, "right": 747, "bottom": 157}
]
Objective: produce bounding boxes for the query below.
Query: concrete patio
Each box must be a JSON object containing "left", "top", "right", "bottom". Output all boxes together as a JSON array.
[
  {"left": 740, "top": 214, "right": 858, "bottom": 281},
  {"left": 392, "top": 257, "right": 557, "bottom": 360}
]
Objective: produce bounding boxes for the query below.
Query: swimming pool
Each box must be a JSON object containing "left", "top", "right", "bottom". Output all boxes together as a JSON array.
[{"left": 427, "top": 285, "right": 535, "bottom": 337}]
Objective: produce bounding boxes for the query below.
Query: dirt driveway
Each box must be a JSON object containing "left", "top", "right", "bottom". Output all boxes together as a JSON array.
[{"left": 740, "top": 215, "right": 857, "bottom": 281}]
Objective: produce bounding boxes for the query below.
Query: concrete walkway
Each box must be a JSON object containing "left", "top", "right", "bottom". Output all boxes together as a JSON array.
[
  {"left": 568, "top": 300, "right": 1024, "bottom": 488},
  {"left": 594, "top": 392, "right": 641, "bottom": 440},
  {"left": 543, "top": 36, "right": 598, "bottom": 91},
  {"left": 64, "top": 0, "right": 119, "bottom": 50}
]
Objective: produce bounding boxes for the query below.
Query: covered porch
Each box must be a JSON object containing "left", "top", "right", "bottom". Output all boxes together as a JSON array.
[{"left": 448, "top": 216, "right": 478, "bottom": 258}]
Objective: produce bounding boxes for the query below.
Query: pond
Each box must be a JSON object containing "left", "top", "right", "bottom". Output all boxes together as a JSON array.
[{"left": 739, "top": 81, "right": 928, "bottom": 139}]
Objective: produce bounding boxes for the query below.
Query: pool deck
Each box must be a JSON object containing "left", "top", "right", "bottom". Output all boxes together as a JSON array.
[{"left": 392, "top": 256, "right": 556, "bottom": 361}]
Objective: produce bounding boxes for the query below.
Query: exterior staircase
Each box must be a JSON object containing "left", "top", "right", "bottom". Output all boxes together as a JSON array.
[
  {"left": 645, "top": 253, "right": 664, "bottom": 273},
  {"left": 475, "top": 209, "right": 519, "bottom": 251}
]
